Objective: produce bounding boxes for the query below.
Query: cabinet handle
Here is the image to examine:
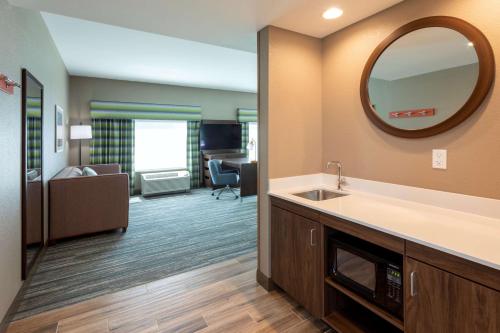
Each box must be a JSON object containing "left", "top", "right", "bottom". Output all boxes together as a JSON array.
[
  {"left": 410, "top": 271, "right": 417, "bottom": 297},
  {"left": 310, "top": 228, "right": 316, "bottom": 246}
]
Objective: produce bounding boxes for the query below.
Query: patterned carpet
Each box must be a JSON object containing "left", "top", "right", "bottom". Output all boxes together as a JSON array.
[{"left": 13, "top": 189, "right": 257, "bottom": 321}]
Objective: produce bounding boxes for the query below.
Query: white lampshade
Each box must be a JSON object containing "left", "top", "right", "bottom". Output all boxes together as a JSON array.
[{"left": 70, "top": 125, "right": 92, "bottom": 140}]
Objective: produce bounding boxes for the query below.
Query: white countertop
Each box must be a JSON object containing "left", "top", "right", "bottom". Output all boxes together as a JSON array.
[{"left": 269, "top": 183, "right": 500, "bottom": 271}]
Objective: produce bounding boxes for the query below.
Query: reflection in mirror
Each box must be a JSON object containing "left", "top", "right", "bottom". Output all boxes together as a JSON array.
[
  {"left": 368, "top": 27, "right": 479, "bottom": 130},
  {"left": 23, "top": 70, "right": 44, "bottom": 279}
]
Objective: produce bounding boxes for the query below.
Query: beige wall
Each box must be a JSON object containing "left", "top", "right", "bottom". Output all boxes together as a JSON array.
[
  {"left": 267, "top": 27, "right": 323, "bottom": 178},
  {"left": 322, "top": 0, "right": 500, "bottom": 199},
  {"left": 258, "top": 26, "right": 323, "bottom": 275},
  {"left": 0, "top": 0, "right": 69, "bottom": 322},
  {"left": 259, "top": 0, "right": 500, "bottom": 279},
  {"left": 69, "top": 76, "right": 257, "bottom": 165},
  {"left": 257, "top": 28, "right": 270, "bottom": 276}
]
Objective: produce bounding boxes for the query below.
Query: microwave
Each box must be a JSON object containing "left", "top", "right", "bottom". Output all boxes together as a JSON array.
[{"left": 329, "top": 233, "right": 403, "bottom": 318}]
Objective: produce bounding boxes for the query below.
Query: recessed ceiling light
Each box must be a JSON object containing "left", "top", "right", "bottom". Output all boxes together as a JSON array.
[
  {"left": 323, "top": 7, "right": 343, "bottom": 20},
  {"left": 467, "top": 41, "right": 474, "bottom": 47}
]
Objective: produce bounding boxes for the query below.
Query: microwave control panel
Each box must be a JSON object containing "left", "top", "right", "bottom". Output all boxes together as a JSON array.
[{"left": 386, "top": 266, "right": 402, "bottom": 303}]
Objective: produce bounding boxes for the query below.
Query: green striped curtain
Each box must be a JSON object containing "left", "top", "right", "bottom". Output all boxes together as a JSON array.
[
  {"left": 237, "top": 108, "right": 257, "bottom": 123},
  {"left": 27, "top": 116, "right": 42, "bottom": 170},
  {"left": 90, "top": 119, "right": 135, "bottom": 193},
  {"left": 90, "top": 100, "right": 201, "bottom": 121},
  {"left": 187, "top": 121, "right": 201, "bottom": 188},
  {"left": 27, "top": 97, "right": 42, "bottom": 170},
  {"left": 241, "top": 122, "right": 249, "bottom": 154}
]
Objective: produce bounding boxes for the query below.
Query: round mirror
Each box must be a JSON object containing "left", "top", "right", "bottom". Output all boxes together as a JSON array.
[{"left": 361, "top": 17, "right": 494, "bottom": 138}]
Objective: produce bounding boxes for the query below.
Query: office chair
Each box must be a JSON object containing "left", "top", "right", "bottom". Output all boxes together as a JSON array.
[{"left": 208, "top": 160, "right": 239, "bottom": 200}]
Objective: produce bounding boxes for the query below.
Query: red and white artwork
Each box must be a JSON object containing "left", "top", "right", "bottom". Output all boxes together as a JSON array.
[
  {"left": 0, "top": 74, "right": 14, "bottom": 95},
  {"left": 389, "top": 108, "right": 435, "bottom": 119}
]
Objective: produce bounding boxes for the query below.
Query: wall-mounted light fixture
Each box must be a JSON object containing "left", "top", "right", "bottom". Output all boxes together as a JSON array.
[{"left": 0, "top": 73, "right": 21, "bottom": 95}]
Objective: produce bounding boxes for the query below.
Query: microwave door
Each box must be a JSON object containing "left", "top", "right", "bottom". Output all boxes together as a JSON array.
[{"left": 335, "top": 247, "right": 377, "bottom": 296}]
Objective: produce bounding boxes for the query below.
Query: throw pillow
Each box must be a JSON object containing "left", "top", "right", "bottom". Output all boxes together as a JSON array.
[
  {"left": 82, "top": 167, "right": 98, "bottom": 176},
  {"left": 68, "top": 167, "right": 83, "bottom": 178}
]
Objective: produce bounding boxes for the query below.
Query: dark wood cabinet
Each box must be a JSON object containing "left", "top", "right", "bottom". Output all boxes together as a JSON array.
[
  {"left": 269, "top": 197, "right": 500, "bottom": 332},
  {"left": 271, "top": 204, "right": 322, "bottom": 318},
  {"left": 405, "top": 257, "right": 500, "bottom": 333}
]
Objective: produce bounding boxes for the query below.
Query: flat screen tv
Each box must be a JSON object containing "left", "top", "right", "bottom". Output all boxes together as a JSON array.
[{"left": 200, "top": 123, "right": 242, "bottom": 150}]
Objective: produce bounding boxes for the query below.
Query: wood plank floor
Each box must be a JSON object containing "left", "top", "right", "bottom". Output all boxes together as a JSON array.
[{"left": 7, "top": 252, "right": 331, "bottom": 333}]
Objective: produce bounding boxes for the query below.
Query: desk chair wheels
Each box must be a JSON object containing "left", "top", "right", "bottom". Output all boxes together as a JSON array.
[{"left": 214, "top": 185, "right": 239, "bottom": 200}]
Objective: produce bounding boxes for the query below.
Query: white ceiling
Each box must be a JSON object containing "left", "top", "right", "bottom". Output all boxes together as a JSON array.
[
  {"left": 41, "top": 13, "right": 258, "bottom": 92},
  {"left": 11, "top": 0, "right": 403, "bottom": 52},
  {"left": 10, "top": 0, "right": 403, "bottom": 92},
  {"left": 371, "top": 27, "right": 479, "bottom": 81}
]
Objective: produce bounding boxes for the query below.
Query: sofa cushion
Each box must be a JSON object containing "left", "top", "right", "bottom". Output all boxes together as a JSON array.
[{"left": 82, "top": 167, "right": 98, "bottom": 176}]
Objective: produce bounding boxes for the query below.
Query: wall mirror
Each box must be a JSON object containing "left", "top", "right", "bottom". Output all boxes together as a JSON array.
[
  {"left": 22, "top": 69, "right": 44, "bottom": 279},
  {"left": 360, "top": 16, "right": 494, "bottom": 138}
]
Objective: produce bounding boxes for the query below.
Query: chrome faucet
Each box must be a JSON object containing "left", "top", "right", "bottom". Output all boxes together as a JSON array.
[{"left": 326, "top": 161, "right": 343, "bottom": 191}]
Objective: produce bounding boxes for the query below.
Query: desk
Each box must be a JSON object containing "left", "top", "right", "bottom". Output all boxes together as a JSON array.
[{"left": 221, "top": 158, "right": 257, "bottom": 197}]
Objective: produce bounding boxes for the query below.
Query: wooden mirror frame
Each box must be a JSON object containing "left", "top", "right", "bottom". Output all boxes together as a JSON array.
[
  {"left": 360, "top": 16, "right": 495, "bottom": 138},
  {"left": 21, "top": 68, "right": 44, "bottom": 280}
]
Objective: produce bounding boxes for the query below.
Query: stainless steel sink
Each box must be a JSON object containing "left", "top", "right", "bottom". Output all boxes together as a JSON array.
[{"left": 292, "top": 189, "right": 348, "bottom": 201}]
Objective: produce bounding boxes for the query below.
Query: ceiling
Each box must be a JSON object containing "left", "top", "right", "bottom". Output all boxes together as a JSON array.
[
  {"left": 371, "top": 27, "right": 478, "bottom": 81},
  {"left": 10, "top": 0, "right": 403, "bottom": 92},
  {"left": 41, "top": 13, "right": 258, "bottom": 92}
]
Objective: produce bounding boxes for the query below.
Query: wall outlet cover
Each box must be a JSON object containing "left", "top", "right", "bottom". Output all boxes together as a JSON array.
[{"left": 432, "top": 149, "right": 447, "bottom": 169}]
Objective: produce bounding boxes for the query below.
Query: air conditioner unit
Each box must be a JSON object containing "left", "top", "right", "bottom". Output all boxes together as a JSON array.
[{"left": 141, "top": 171, "right": 190, "bottom": 196}]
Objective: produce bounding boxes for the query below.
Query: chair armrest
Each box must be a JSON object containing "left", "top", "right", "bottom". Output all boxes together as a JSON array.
[
  {"left": 213, "top": 173, "right": 239, "bottom": 185},
  {"left": 221, "top": 169, "right": 239, "bottom": 175}
]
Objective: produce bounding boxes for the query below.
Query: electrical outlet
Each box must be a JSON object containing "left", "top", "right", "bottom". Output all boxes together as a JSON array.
[{"left": 432, "top": 149, "right": 447, "bottom": 169}]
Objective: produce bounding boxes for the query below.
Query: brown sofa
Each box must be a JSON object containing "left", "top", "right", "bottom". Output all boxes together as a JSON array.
[{"left": 49, "top": 164, "right": 129, "bottom": 242}]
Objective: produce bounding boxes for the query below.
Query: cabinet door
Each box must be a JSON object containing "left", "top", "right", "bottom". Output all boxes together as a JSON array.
[
  {"left": 406, "top": 257, "right": 500, "bottom": 333},
  {"left": 271, "top": 205, "right": 321, "bottom": 317}
]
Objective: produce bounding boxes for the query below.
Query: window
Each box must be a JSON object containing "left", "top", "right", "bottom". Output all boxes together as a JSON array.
[
  {"left": 249, "top": 122, "right": 258, "bottom": 160},
  {"left": 134, "top": 120, "right": 187, "bottom": 171}
]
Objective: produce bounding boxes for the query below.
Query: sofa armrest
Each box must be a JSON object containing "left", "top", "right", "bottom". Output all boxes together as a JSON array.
[
  {"left": 81, "top": 164, "right": 122, "bottom": 175},
  {"left": 49, "top": 173, "right": 129, "bottom": 240}
]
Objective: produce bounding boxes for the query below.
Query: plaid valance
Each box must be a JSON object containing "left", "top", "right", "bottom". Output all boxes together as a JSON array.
[
  {"left": 90, "top": 100, "right": 202, "bottom": 121},
  {"left": 237, "top": 108, "right": 257, "bottom": 123},
  {"left": 27, "top": 97, "right": 42, "bottom": 118}
]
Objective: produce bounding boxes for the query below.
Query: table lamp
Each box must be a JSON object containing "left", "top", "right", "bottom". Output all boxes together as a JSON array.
[{"left": 70, "top": 125, "right": 92, "bottom": 166}]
